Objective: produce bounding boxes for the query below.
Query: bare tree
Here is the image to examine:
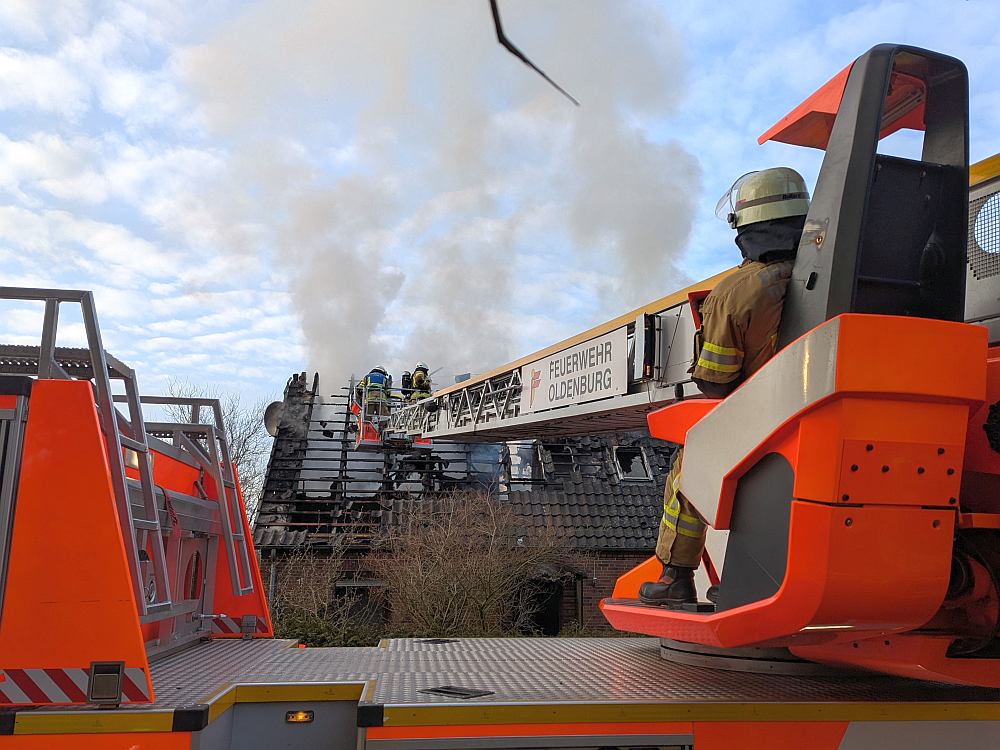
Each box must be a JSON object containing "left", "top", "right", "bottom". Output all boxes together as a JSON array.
[
  {"left": 164, "top": 378, "right": 272, "bottom": 523},
  {"left": 369, "top": 492, "right": 572, "bottom": 637}
]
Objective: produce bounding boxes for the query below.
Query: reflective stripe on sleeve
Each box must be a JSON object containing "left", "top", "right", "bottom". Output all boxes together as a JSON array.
[
  {"left": 663, "top": 501, "right": 701, "bottom": 526},
  {"left": 695, "top": 356, "right": 741, "bottom": 374},
  {"left": 696, "top": 340, "right": 742, "bottom": 374},
  {"left": 701, "top": 341, "right": 742, "bottom": 357}
]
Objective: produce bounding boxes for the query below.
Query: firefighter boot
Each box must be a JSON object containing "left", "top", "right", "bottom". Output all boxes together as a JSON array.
[{"left": 638, "top": 565, "right": 696, "bottom": 606}]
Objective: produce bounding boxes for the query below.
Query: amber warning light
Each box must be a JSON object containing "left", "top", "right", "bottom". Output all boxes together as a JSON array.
[{"left": 285, "top": 710, "right": 314, "bottom": 724}]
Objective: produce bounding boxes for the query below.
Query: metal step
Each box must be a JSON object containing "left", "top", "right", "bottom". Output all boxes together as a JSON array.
[{"left": 119, "top": 435, "right": 146, "bottom": 453}]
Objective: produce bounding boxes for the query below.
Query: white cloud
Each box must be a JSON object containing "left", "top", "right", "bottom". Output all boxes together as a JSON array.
[
  {"left": 668, "top": 0, "right": 1000, "bottom": 280},
  {"left": 0, "top": 132, "right": 107, "bottom": 203},
  {"left": 0, "top": 0, "right": 89, "bottom": 45},
  {"left": 0, "top": 205, "right": 183, "bottom": 284},
  {"left": 0, "top": 48, "right": 90, "bottom": 117}
]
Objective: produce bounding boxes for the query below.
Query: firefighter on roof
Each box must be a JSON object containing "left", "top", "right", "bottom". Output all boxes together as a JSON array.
[
  {"left": 356, "top": 365, "right": 392, "bottom": 419},
  {"left": 640, "top": 167, "right": 810, "bottom": 606},
  {"left": 408, "top": 361, "right": 432, "bottom": 402}
]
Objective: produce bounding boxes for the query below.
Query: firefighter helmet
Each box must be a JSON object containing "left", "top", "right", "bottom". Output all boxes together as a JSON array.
[
  {"left": 715, "top": 167, "right": 809, "bottom": 229},
  {"left": 414, "top": 361, "right": 429, "bottom": 374},
  {"left": 372, "top": 365, "right": 388, "bottom": 376}
]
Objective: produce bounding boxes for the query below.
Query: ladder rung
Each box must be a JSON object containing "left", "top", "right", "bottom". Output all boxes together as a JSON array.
[
  {"left": 120, "top": 435, "right": 147, "bottom": 452},
  {"left": 223, "top": 480, "right": 236, "bottom": 489},
  {"left": 133, "top": 519, "right": 159, "bottom": 531}
]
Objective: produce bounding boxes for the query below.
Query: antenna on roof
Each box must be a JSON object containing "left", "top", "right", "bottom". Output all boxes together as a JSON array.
[{"left": 490, "top": 0, "right": 580, "bottom": 107}]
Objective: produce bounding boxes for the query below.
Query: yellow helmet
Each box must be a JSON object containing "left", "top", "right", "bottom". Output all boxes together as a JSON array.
[{"left": 716, "top": 168, "right": 810, "bottom": 229}]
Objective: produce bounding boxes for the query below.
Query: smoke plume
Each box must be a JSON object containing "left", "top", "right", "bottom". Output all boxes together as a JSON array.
[{"left": 179, "top": 0, "right": 699, "bottom": 383}]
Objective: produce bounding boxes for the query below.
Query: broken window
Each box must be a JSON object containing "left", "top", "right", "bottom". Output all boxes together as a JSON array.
[
  {"left": 533, "top": 443, "right": 573, "bottom": 482},
  {"left": 505, "top": 440, "right": 539, "bottom": 483},
  {"left": 614, "top": 446, "right": 651, "bottom": 481}
]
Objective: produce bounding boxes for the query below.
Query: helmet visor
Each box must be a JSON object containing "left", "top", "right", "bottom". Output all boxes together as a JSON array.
[{"left": 715, "top": 171, "right": 758, "bottom": 224}]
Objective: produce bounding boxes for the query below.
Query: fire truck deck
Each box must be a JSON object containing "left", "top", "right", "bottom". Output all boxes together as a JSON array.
[{"left": 8, "top": 637, "right": 1000, "bottom": 746}]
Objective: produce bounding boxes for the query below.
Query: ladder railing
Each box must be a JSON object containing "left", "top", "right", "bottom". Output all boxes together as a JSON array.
[
  {"left": 0, "top": 287, "right": 174, "bottom": 617},
  {"left": 386, "top": 367, "right": 526, "bottom": 436},
  {"left": 136, "top": 395, "right": 255, "bottom": 597}
]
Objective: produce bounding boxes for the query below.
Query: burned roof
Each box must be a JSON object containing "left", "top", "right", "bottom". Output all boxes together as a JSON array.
[
  {"left": 254, "top": 372, "right": 676, "bottom": 553},
  {"left": 504, "top": 435, "right": 674, "bottom": 552}
]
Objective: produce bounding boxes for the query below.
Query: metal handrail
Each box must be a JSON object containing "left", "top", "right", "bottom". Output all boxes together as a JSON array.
[
  {"left": 0, "top": 287, "right": 173, "bottom": 616},
  {"left": 119, "top": 395, "right": 257, "bottom": 597}
]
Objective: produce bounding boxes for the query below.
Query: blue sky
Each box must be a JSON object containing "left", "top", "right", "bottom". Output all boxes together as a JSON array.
[{"left": 1, "top": 0, "right": 998, "bottom": 403}]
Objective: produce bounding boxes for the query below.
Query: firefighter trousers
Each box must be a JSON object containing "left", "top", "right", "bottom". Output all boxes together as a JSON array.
[{"left": 654, "top": 448, "right": 707, "bottom": 568}]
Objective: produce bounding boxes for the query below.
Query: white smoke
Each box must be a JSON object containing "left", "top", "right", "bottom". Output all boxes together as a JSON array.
[{"left": 178, "top": 0, "right": 699, "bottom": 382}]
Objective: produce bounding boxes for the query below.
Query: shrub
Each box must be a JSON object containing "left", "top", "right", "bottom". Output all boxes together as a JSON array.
[{"left": 368, "top": 491, "right": 572, "bottom": 637}]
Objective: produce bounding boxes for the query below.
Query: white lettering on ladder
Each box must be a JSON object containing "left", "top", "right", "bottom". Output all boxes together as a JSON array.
[
  {"left": 548, "top": 368, "right": 614, "bottom": 402},
  {"left": 521, "top": 328, "right": 627, "bottom": 415},
  {"left": 548, "top": 341, "right": 613, "bottom": 379}
]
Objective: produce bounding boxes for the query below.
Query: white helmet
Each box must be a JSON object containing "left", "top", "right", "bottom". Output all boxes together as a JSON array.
[{"left": 716, "top": 168, "right": 810, "bottom": 229}]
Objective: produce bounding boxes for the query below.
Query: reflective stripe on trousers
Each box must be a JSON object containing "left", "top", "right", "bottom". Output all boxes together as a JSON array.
[
  {"left": 655, "top": 448, "right": 707, "bottom": 568},
  {"left": 663, "top": 474, "right": 707, "bottom": 538}
]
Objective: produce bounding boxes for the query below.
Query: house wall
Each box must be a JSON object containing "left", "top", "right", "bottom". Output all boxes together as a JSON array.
[{"left": 560, "top": 550, "right": 652, "bottom": 632}]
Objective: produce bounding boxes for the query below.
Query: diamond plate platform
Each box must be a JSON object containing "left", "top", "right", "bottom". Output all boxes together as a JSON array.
[
  {"left": 147, "top": 636, "right": 1000, "bottom": 708},
  {"left": 11, "top": 635, "right": 1000, "bottom": 740}
]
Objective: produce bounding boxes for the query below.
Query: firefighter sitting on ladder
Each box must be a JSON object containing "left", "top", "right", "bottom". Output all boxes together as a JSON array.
[
  {"left": 640, "top": 167, "right": 810, "bottom": 606},
  {"left": 408, "top": 361, "right": 432, "bottom": 402},
  {"left": 356, "top": 365, "right": 392, "bottom": 422}
]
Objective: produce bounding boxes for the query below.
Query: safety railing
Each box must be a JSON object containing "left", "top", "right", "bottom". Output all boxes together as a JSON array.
[
  {"left": 0, "top": 287, "right": 173, "bottom": 617},
  {"left": 125, "top": 395, "right": 256, "bottom": 597},
  {"left": 386, "top": 369, "right": 523, "bottom": 436}
]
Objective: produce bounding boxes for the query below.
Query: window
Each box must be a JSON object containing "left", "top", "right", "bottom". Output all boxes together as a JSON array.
[
  {"left": 614, "top": 446, "right": 651, "bottom": 481},
  {"left": 539, "top": 444, "right": 576, "bottom": 481},
  {"left": 506, "top": 441, "right": 537, "bottom": 482},
  {"left": 549, "top": 445, "right": 575, "bottom": 474}
]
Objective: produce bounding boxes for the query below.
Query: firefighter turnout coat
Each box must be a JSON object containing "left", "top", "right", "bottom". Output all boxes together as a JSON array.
[{"left": 656, "top": 258, "right": 795, "bottom": 567}]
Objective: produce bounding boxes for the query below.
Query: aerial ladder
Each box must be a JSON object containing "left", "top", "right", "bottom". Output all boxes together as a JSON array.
[
  {"left": 392, "top": 44, "right": 1000, "bottom": 687},
  {"left": 4, "top": 42, "right": 1000, "bottom": 750}
]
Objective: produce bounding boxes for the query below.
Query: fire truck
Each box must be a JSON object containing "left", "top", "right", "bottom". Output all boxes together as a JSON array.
[{"left": 2, "top": 44, "right": 1000, "bottom": 749}]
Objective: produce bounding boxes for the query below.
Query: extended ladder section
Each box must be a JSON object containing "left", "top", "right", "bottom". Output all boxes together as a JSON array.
[{"left": 387, "top": 273, "right": 731, "bottom": 442}]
